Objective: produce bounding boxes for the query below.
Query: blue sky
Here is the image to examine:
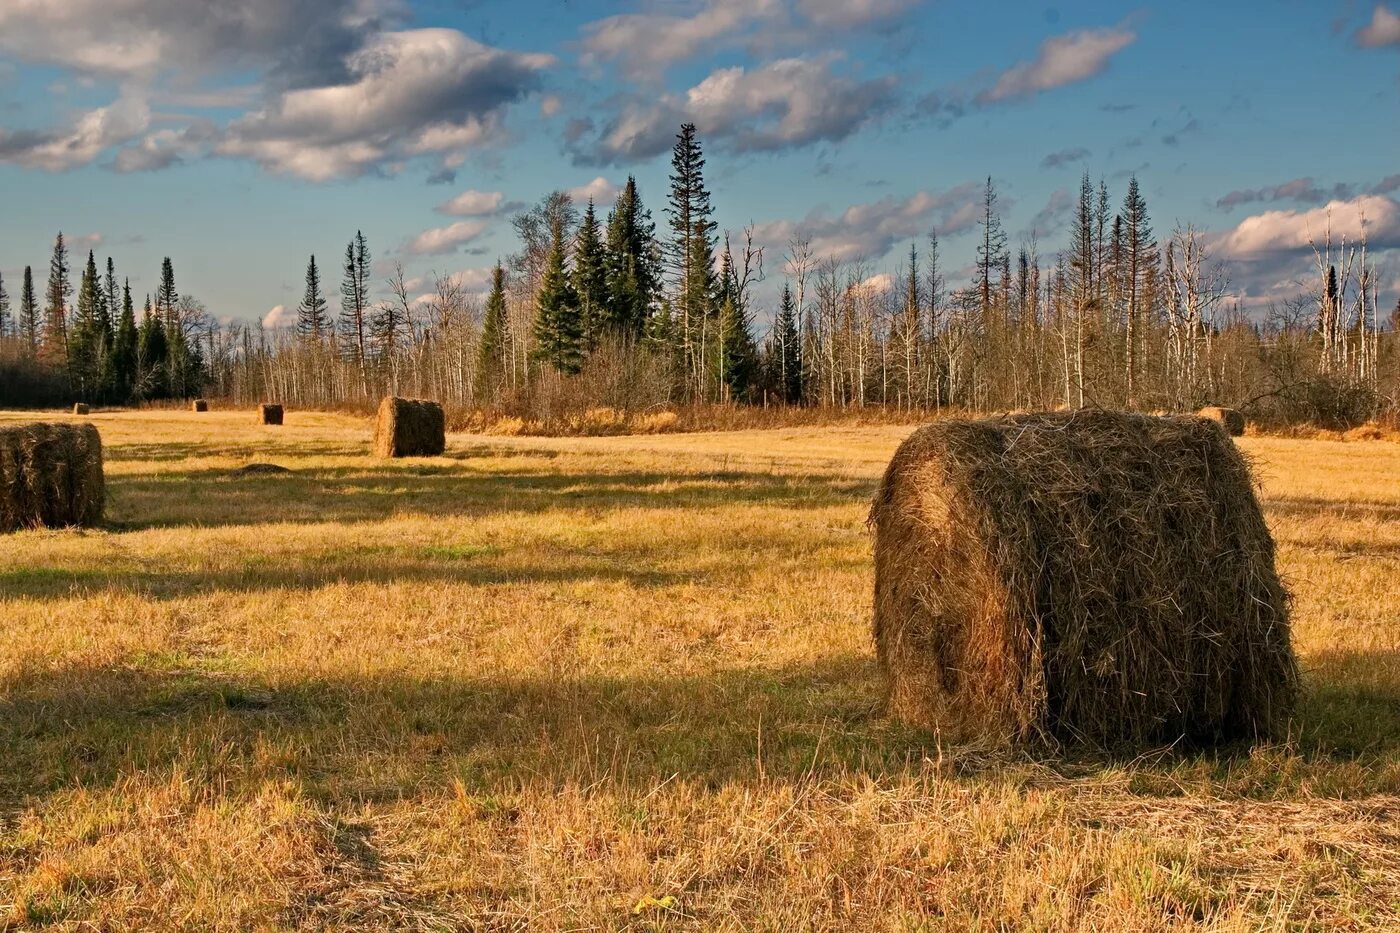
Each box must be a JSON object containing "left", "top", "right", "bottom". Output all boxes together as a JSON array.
[{"left": 1, "top": 0, "right": 1398, "bottom": 327}]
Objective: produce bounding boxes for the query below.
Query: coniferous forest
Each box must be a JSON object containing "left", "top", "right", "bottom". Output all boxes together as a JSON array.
[{"left": 2, "top": 123, "right": 1395, "bottom": 428}]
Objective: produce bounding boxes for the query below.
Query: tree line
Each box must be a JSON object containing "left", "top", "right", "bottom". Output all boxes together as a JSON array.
[
  {"left": 4, "top": 123, "right": 1396, "bottom": 425},
  {"left": 0, "top": 235, "right": 207, "bottom": 405}
]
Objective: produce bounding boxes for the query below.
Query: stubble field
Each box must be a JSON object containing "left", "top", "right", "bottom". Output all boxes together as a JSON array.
[{"left": 1, "top": 408, "right": 1397, "bottom": 930}]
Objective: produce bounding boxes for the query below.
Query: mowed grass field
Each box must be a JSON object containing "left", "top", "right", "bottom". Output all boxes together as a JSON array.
[{"left": 1, "top": 409, "right": 1398, "bottom": 931}]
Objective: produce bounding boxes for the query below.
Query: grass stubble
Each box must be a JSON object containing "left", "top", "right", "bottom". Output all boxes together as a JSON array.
[{"left": 0, "top": 409, "right": 1397, "bottom": 930}]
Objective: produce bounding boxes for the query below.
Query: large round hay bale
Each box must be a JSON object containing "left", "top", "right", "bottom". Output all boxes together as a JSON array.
[
  {"left": 1197, "top": 405, "right": 1245, "bottom": 436},
  {"left": 0, "top": 422, "right": 105, "bottom": 533},
  {"left": 373, "top": 397, "right": 445, "bottom": 458},
  {"left": 258, "top": 403, "right": 284, "bottom": 425},
  {"left": 191, "top": 399, "right": 209, "bottom": 413},
  {"left": 72, "top": 403, "right": 90, "bottom": 416},
  {"left": 870, "top": 410, "right": 1296, "bottom": 749}
]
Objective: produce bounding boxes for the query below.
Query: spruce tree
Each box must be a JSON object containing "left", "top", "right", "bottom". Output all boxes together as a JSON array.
[
  {"left": 716, "top": 291, "right": 756, "bottom": 401},
  {"left": 0, "top": 269, "right": 9, "bottom": 338},
  {"left": 531, "top": 214, "right": 583, "bottom": 374},
  {"left": 109, "top": 279, "right": 138, "bottom": 401},
  {"left": 20, "top": 266, "right": 38, "bottom": 353},
  {"left": 103, "top": 258, "right": 119, "bottom": 325},
  {"left": 1121, "top": 175, "right": 1156, "bottom": 405},
  {"left": 156, "top": 257, "right": 178, "bottom": 327},
  {"left": 604, "top": 176, "right": 660, "bottom": 337},
  {"left": 573, "top": 199, "right": 608, "bottom": 352},
  {"left": 1070, "top": 173, "right": 1096, "bottom": 310},
  {"left": 136, "top": 296, "right": 168, "bottom": 399},
  {"left": 151, "top": 257, "right": 199, "bottom": 397},
  {"left": 69, "top": 251, "right": 104, "bottom": 399},
  {"left": 41, "top": 233, "right": 71, "bottom": 365},
  {"left": 340, "top": 231, "right": 371, "bottom": 364},
  {"left": 666, "top": 123, "right": 718, "bottom": 389},
  {"left": 771, "top": 283, "right": 801, "bottom": 403},
  {"left": 297, "top": 255, "right": 330, "bottom": 341},
  {"left": 975, "top": 177, "right": 1007, "bottom": 320},
  {"left": 475, "top": 262, "right": 509, "bottom": 400},
  {"left": 95, "top": 258, "right": 116, "bottom": 396}
]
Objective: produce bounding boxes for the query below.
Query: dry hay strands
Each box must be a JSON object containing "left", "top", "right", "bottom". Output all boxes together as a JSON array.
[
  {"left": 373, "top": 397, "right": 446, "bottom": 458},
  {"left": 1197, "top": 405, "right": 1245, "bottom": 436},
  {"left": 259, "top": 403, "right": 284, "bottom": 425},
  {"left": 0, "top": 422, "right": 106, "bottom": 533},
  {"left": 870, "top": 409, "right": 1297, "bottom": 751},
  {"left": 72, "top": 403, "right": 90, "bottom": 416},
  {"left": 191, "top": 399, "right": 209, "bottom": 412}
]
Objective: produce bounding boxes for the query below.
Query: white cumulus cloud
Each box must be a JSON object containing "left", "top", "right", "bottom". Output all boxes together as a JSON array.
[
  {"left": 436, "top": 189, "right": 506, "bottom": 216},
  {"left": 404, "top": 219, "right": 493, "bottom": 256},
  {"left": 262, "top": 304, "right": 295, "bottom": 329},
  {"left": 1216, "top": 195, "right": 1400, "bottom": 256},
  {"left": 576, "top": 54, "right": 896, "bottom": 164},
  {"left": 218, "top": 29, "right": 553, "bottom": 180},
  {"left": 1357, "top": 5, "right": 1400, "bottom": 47},
  {"left": 979, "top": 27, "right": 1136, "bottom": 104}
]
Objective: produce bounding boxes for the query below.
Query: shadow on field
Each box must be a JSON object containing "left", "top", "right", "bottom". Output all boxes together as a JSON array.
[
  {"left": 4, "top": 647, "right": 1399, "bottom": 809},
  {"left": 0, "top": 547, "right": 708, "bottom": 600},
  {"left": 0, "top": 655, "right": 926, "bottom": 806},
  {"left": 1295, "top": 649, "right": 1400, "bottom": 756},
  {"left": 105, "top": 464, "right": 877, "bottom": 531},
  {"left": 106, "top": 439, "right": 370, "bottom": 463}
]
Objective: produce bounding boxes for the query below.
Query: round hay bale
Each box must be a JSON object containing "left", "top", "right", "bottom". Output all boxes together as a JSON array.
[
  {"left": 374, "top": 397, "right": 445, "bottom": 458},
  {"left": 258, "top": 403, "right": 284, "bottom": 426},
  {"left": 0, "top": 422, "right": 105, "bottom": 533},
  {"left": 1197, "top": 406, "right": 1245, "bottom": 436},
  {"left": 870, "top": 410, "right": 1296, "bottom": 749},
  {"left": 191, "top": 399, "right": 209, "bottom": 413},
  {"left": 72, "top": 403, "right": 90, "bottom": 416}
]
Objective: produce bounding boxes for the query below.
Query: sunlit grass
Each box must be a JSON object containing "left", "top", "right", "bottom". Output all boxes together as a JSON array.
[{"left": 1, "top": 408, "right": 1397, "bottom": 929}]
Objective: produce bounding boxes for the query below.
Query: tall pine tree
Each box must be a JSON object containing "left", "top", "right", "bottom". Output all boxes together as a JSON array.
[
  {"left": 604, "top": 176, "right": 660, "bottom": 338},
  {"left": 109, "top": 279, "right": 138, "bottom": 401},
  {"left": 666, "top": 123, "right": 718, "bottom": 393},
  {"left": 0, "top": 270, "right": 9, "bottom": 338},
  {"left": 68, "top": 251, "right": 104, "bottom": 399},
  {"left": 975, "top": 177, "right": 1007, "bottom": 322},
  {"left": 297, "top": 255, "right": 330, "bottom": 341},
  {"left": 573, "top": 199, "right": 608, "bottom": 352},
  {"left": 41, "top": 233, "right": 71, "bottom": 365},
  {"left": 20, "top": 266, "right": 38, "bottom": 353},
  {"left": 531, "top": 213, "right": 583, "bottom": 374},
  {"left": 136, "top": 296, "right": 168, "bottom": 399},
  {"left": 340, "top": 231, "right": 371, "bottom": 365},
  {"left": 769, "top": 283, "right": 801, "bottom": 403},
  {"left": 1120, "top": 175, "right": 1156, "bottom": 405},
  {"left": 475, "top": 263, "right": 510, "bottom": 400}
]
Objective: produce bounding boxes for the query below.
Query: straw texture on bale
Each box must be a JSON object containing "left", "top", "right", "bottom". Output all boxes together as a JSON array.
[
  {"left": 373, "top": 397, "right": 446, "bottom": 458},
  {"left": 191, "top": 399, "right": 209, "bottom": 412},
  {"left": 258, "top": 403, "right": 284, "bottom": 425},
  {"left": 72, "top": 403, "right": 90, "bottom": 416},
  {"left": 870, "top": 410, "right": 1296, "bottom": 749},
  {"left": 1197, "top": 406, "right": 1246, "bottom": 436},
  {"left": 0, "top": 422, "right": 105, "bottom": 533}
]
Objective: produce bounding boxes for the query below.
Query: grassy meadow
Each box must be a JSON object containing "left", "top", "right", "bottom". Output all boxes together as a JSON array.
[{"left": 1, "top": 408, "right": 1398, "bottom": 930}]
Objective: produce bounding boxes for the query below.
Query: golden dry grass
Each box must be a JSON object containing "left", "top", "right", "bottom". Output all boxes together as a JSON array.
[{"left": 0, "top": 408, "right": 1397, "bottom": 931}]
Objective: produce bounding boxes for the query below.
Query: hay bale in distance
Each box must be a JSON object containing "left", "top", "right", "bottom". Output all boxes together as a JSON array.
[
  {"left": 373, "top": 397, "right": 445, "bottom": 458},
  {"left": 1197, "top": 406, "right": 1245, "bottom": 436},
  {"left": 259, "top": 403, "right": 284, "bottom": 425},
  {"left": 0, "top": 422, "right": 105, "bottom": 533},
  {"left": 72, "top": 403, "right": 90, "bottom": 416},
  {"left": 870, "top": 410, "right": 1296, "bottom": 749},
  {"left": 191, "top": 399, "right": 209, "bottom": 413}
]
